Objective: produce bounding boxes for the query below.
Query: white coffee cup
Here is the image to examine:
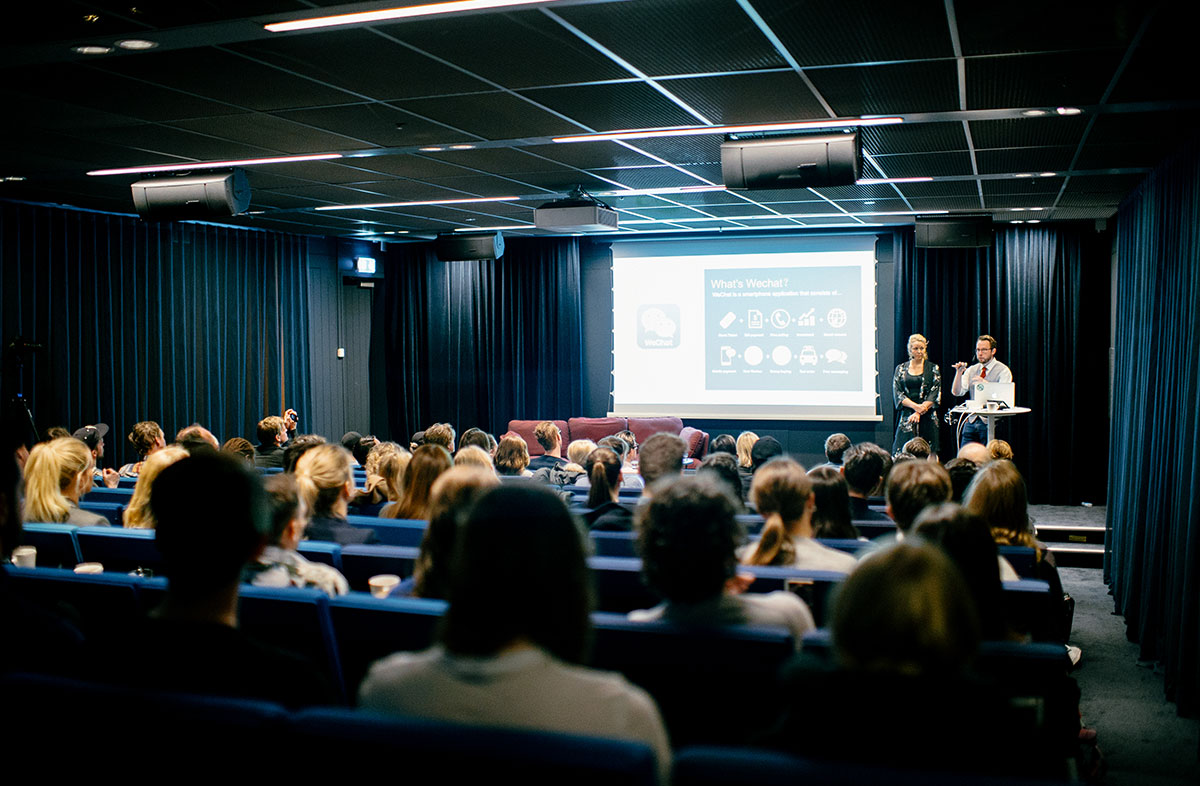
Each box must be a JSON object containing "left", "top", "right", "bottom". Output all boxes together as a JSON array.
[
  {"left": 73, "top": 562, "right": 104, "bottom": 574},
  {"left": 986, "top": 400, "right": 999, "bottom": 412},
  {"left": 11, "top": 545, "right": 36, "bottom": 568},
  {"left": 368, "top": 573, "right": 401, "bottom": 598}
]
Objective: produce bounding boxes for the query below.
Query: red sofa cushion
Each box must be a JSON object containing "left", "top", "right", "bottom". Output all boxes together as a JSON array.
[
  {"left": 567, "top": 417, "right": 627, "bottom": 445},
  {"left": 626, "top": 417, "right": 684, "bottom": 447},
  {"left": 679, "top": 426, "right": 709, "bottom": 459},
  {"left": 506, "top": 419, "right": 569, "bottom": 457}
]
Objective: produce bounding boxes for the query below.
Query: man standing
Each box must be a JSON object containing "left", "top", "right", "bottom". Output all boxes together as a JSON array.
[{"left": 951, "top": 334, "right": 1012, "bottom": 447}]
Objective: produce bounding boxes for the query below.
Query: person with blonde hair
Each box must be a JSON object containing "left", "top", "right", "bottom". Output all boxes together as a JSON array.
[
  {"left": 743, "top": 458, "right": 857, "bottom": 572},
  {"left": 295, "top": 443, "right": 376, "bottom": 545},
  {"left": 22, "top": 437, "right": 109, "bottom": 526},
  {"left": 384, "top": 444, "right": 452, "bottom": 520},
  {"left": 351, "top": 441, "right": 409, "bottom": 513},
  {"left": 122, "top": 446, "right": 189, "bottom": 529},
  {"left": 452, "top": 444, "right": 493, "bottom": 471},
  {"left": 119, "top": 420, "right": 166, "bottom": 477},
  {"left": 987, "top": 439, "right": 1013, "bottom": 461},
  {"left": 893, "top": 333, "right": 941, "bottom": 457},
  {"left": 493, "top": 435, "right": 532, "bottom": 477},
  {"left": 528, "top": 421, "right": 567, "bottom": 472},
  {"left": 736, "top": 430, "right": 759, "bottom": 498}
]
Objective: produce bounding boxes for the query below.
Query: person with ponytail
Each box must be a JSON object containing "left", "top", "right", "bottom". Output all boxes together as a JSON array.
[
  {"left": 22, "top": 437, "right": 109, "bottom": 526},
  {"left": 294, "top": 443, "right": 376, "bottom": 545},
  {"left": 580, "top": 447, "right": 633, "bottom": 531},
  {"left": 742, "top": 457, "right": 857, "bottom": 573}
]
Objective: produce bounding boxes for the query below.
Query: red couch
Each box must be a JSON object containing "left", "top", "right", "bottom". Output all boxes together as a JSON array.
[{"left": 505, "top": 416, "right": 709, "bottom": 459}]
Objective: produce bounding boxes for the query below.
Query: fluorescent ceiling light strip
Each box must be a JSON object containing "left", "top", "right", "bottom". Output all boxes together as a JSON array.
[
  {"left": 621, "top": 209, "right": 946, "bottom": 225},
  {"left": 315, "top": 196, "right": 520, "bottom": 211},
  {"left": 88, "top": 154, "right": 342, "bottom": 176},
  {"left": 856, "top": 177, "right": 933, "bottom": 184},
  {"left": 265, "top": 0, "right": 561, "bottom": 32},
  {"left": 553, "top": 117, "right": 902, "bottom": 143},
  {"left": 592, "top": 185, "right": 727, "bottom": 197},
  {"left": 453, "top": 224, "right": 531, "bottom": 231}
]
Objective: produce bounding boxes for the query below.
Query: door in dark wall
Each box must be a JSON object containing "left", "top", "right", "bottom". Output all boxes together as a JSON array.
[{"left": 306, "top": 255, "right": 373, "bottom": 442}]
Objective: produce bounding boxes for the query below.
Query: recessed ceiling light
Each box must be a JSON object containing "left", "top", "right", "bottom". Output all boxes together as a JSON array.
[
  {"left": 82, "top": 13, "right": 100, "bottom": 23},
  {"left": 1055, "top": 107, "right": 1082, "bottom": 116},
  {"left": 1029, "top": 207, "right": 1045, "bottom": 211},
  {"left": 1027, "top": 219, "right": 1041, "bottom": 224},
  {"left": 1039, "top": 172, "right": 1056, "bottom": 177},
  {"left": 3, "top": 176, "right": 27, "bottom": 182},
  {"left": 1011, "top": 220, "right": 1025, "bottom": 224},
  {"left": 1022, "top": 110, "right": 1047, "bottom": 117},
  {"left": 265, "top": 0, "right": 564, "bottom": 32},
  {"left": 1014, "top": 173, "right": 1033, "bottom": 178},
  {"left": 419, "top": 147, "right": 444, "bottom": 152},
  {"left": 857, "top": 177, "right": 932, "bottom": 184},
  {"left": 863, "top": 201, "right": 876, "bottom": 205},
  {"left": 315, "top": 196, "right": 520, "bottom": 211},
  {"left": 554, "top": 116, "right": 903, "bottom": 144},
  {"left": 1010, "top": 208, "right": 1026, "bottom": 212},
  {"left": 115, "top": 39, "right": 158, "bottom": 50},
  {"left": 87, "top": 152, "right": 342, "bottom": 176},
  {"left": 449, "top": 144, "right": 476, "bottom": 150},
  {"left": 72, "top": 45, "right": 113, "bottom": 55}
]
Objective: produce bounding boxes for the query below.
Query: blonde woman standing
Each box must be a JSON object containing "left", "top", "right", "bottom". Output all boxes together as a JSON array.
[{"left": 892, "top": 333, "right": 941, "bottom": 457}]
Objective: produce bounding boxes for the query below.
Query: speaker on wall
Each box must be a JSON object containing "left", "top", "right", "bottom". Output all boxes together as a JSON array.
[
  {"left": 721, "top": 131, "right": 860, "bottom": 190},
  {"left": 434, "top": 232, "right": 505, "bottom": 261},
  {"left": 914, "top": 216, "right": 993, "bottom": 248},
  {"left": 131, "top": 169, "right": 250, "bottom": 219}
]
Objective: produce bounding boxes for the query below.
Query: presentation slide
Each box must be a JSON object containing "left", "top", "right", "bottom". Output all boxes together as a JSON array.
[{"left": 611, "top": 236, "right": 880, "bottom": 420}]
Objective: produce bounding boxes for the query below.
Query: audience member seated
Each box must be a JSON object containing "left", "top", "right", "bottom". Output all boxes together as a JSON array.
[
  {"left": 708, "top": 433, "right": 736, "bottom": 457},
  {"left": 453, "top": 445, "right": 494, "bottom": 471},
  {"left": 244, "top": 473, "right": 349, "bottom": 596},
  {"left": 296, "top": 444, "right": 377, "bottom": 545},
  {"left": 176, "top": 423, "right": 220, "bottom": 453},
  {"left": 85, "top": 452, "right": 336, "bottom": 708},
  {"left": 221, "top": 437, "right": 255, "bottom": 464},
  {"left": 901, "top": 436, "right": 931, "bottom": 459},
  {"left": 458, "top": 427, "right": 494, "bottom": 455},
  {"left": 283, "top": 434, "right": 326, "bottom": 473},
  {"left": 22, "top": 437, "right": 109, "bottom": 526},
  {"left": 958, "top": 440, "right": 991, "bottom": 465},
  {"left": 876, "top": 458, "right": 952, "bottom": 546},
  {"left": 735, "top": 430, "right": 759, "bottom": 498},
  {"left": 494, "top": 435, "right": 533, "bottom": 477},
  {"left": 358, "top": 484, "right": 670, "bottom": 779},
  {"left": 749, "top": 436, "right": 783, "bottom": 474},
  {"left": 638, "top": 433, "right": 687, "bottom": 490},
  {"left": 767, "top": 543, "right": 1051, "bottom": 777},
  {"left": 424, "top": 423, "right": 456, "bottom": 454},
  {"left": 350, "top": 441, "right": 408, "bottom": 511},
  {"left": 964, "top": 460, "right": 1069, "bottom": 642},
  {"left": 577, "top": 436, "right": 644, "bottom": 490},
  {"left": 340, "top": 431, "right": 363, "bottom": 464},
  {"left": 944, "top": 457, "right": 979, "bottom": 503},
  {"left": 697, "top": 452, "right": 744, "bottom": 508},
  {"left": 581, "top": 448, "right": 633, "bottom": 531},
  {"left": 630, "top": 475, "right": 814, "bottom": 646},
  {"left": 806, "top": 466, "right": 860, "bottom": 540},
  {"left": 913, "top": 502, "right": 1016, "bottom": 639},
  {"left": 409, "top": 430, "right": 425, "bottom": 452},
  {"left": 383, "top": 444, "right": 453, "bottom": 520},
  {"left": 122, "top": 446, "right": 189, "bottom": 528},
  {"left": 528, "top": 421, "right": 567, "bottom": 472},
  {"left": 119, "top": 420, "right": 166, "bottom": 477},
  {"left": 814, "top": 432, "right": 851, "bottom": 471},
  {"left": 742, "top": 458, "right": 857, "bottom": 573},
  {"left": 534, "top": 437, "right": 592, "bottom": 485},
  {"left": 400, "top": 466, "right": 500, "bottom": 599},
  {"left": 841, "top": 442, "right": 891, "bottom": 521},
  {"left": 73, "top": 423, "right": 120, "bottom": 489},
  {"left": 988, "top": 438, "right": 1014, "bottom": 461},
  {"left": 351, "top": 435, "right": 379, "bottom": 469},
  {"left": 254, "top": 416, "right": 288, "bottom": 468}
]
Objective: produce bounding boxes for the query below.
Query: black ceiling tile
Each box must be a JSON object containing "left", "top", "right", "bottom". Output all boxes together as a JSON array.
[
  {"left": 861, "top": 123, "right": 969, "bottom": 156},
  {"left": 802, "top": 183, "right": 902, "bottom": 200},
  {"left": 392, "top": 93, "right": 582, "bottom": 139},
  {"left": 1074, "top": 144, "right": 1166, "bottom": 171},
  {"left": 768, "top": 201, "right": 843, "bottom": 216},
  {"left": 586, "top": 166, "right": 708, "bottom": 190},
  {"left": 671, "top": 190, "right": 755, "bottom": 206},
  {"left": 675, "top": 163, "right": 724, "bottom": 184},
  {"left": 274, "top": 104, "right": 473, "bottom": 148},
  {"left": 693, "top": 204, "right": 776, "bottom": 218},
  {"left": 970, "top": 117, "right": 1088, "bottom": 148},
  {"left": 168, "top": 113, "right": 371, "bottom": 155},
  {"left": 504, "top": 170, "right": 606, "bottom": 193},
  {"left": 955, "top": 2, "right": 1149, "bottom": 55},
  {"left": 40, "top": 123, "right": 268, "bottom": 164},
  {"left": 624, "top": 135, "right": 724, "bottom": 166},
  {"left": 806, "top": 61, "right": 960, "bottom": 116},
  {"left": 1047, "top": 207, "right": 1117, "bottom": 220},
  {"left": 605, "top": 194, "right": 686, "bottom": 209},
  {"left": 95, "top": 48, "right": 359, "bottom": 111},
  {"left": 1107, "top": 15, "right": 1199, "bottom": 103},
  {"left": 617, "top": 206, "right": 711, "bottom": 221},
  {"left": 720, "top": 187, "right": 815, "bottom": 203},
  {"left": 661, "top": 72, "right": 829, "bottom": 125},
  {"left": 795, "top": 216, "right": 869, "bottom": 226},
  {"left": 900, "top": 180, "right": 980, "bottom": 198},
  {"left": 421, "top": 147, "right": 562, "bottom": 175},
  {"left": 870, "top": 151, "right": 975, "bottom": 178},
  {"left": 519, "top": 142, "right": 665, "bottom": 170},
  {"left": 965, "top": 51, "right": 1122, "bottom": 110},
  {"left": 251, "top": 159, "right": 397, "bottom": 186},
  {"left": 380, "top": 10, "right": 629, "bottom": 89},
  {"left": 982, "top": 177, "right": 1065, "bottom": 197},
  {"left": 314, "top": 179, "right": 486, "bottom": 202},
  {"left": 247, "top": 192, "right": 331, "bottom": 210},
  {"left": 907, "top": 196, "right": 989, "bottom": 212},
  {"left": 554, "top": 0, "right": 786, "bottom": 76},
  {"left": 519, "top": 82, "right": 705, "bottom": 132},
  {"left": 228, "top": 28, "right": 490, "bottom": 102},
  {"left": 422, "top": 173, "right": 581, "bottom": 197},
  {"left": 974, "top": 147, "right": 1075, "bottom": 175},
  {"left": 760, "top": 0, "right": 953, "bottom": 66},
  {"left": 849, "top": 199, "right": 916, "bottom": 214},
  {"left": 339, "top": 153, "right": 478, "bottom": 180}
]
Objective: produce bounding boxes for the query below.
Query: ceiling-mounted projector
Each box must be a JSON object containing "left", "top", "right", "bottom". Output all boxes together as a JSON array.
[{"left": 534, "top": 189, "right": 618, "bottom": 233}]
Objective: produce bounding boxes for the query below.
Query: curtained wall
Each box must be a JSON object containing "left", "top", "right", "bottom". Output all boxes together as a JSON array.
[
  {"left": 1107, "top": 136, "right": 1200, "bottom": 715},
  {"left": 373, "top": 236, "right": 584, "bottom": 441},
  {"left": 893, "top": 225, "right": 1111, "bottom": 504},
  {"left": 0, "top": 201, "right": 312, "bottom": 468}
]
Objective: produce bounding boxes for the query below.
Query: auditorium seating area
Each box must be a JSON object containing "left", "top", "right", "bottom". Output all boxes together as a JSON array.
[{"left": 506, "top": 416, "right": 709, "bottom": 458}]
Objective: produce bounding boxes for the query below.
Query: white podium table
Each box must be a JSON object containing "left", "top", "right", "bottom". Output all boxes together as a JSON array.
[{"left": 948, "top": 405, "right": 1031, "bottom": 444}]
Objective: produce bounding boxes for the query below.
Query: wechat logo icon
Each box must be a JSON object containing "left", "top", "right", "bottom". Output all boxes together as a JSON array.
[{"left": 638, "top": 304, "right": 680, "bottom": 349}]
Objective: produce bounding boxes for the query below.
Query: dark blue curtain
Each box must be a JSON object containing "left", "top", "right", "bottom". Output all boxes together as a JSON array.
[
  {"left": 373, "top": 237, "right": 584, "bottom": 440},
  {"left": 893, "top": 224, "right": 1110, "bottom": 504},
  {"left": 1107, "top": 136, "right": 1200, "bottom": 716},
  {"left": 0, "top": 201, "right": 312, "bottom": 468}
]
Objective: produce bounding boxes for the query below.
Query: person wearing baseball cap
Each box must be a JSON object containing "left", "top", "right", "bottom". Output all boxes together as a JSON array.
[{"left": 72, "top": 423, "right": 119, "bottom": 489}]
